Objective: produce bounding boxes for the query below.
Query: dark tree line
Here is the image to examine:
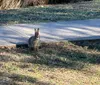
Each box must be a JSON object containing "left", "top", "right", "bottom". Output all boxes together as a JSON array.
[{"left": 49, "top": 0, "right": 92, "bottom": 4}]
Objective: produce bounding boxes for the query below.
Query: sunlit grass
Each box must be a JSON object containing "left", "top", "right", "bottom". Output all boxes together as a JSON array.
[{"left": 0, "top": 41, "right": 100, "bottom": 85}]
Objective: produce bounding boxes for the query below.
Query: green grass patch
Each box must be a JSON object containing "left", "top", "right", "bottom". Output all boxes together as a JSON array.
[{"left": 0, "top": 1, "right": 100, "bottom": 25}]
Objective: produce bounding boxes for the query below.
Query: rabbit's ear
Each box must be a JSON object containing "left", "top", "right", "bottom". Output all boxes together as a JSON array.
[
  {"left": 37, "top": 28, "right": 39, "bottom": 32},
  {"left": 34, "top": 28, "right": 36, "bottom": 32}
]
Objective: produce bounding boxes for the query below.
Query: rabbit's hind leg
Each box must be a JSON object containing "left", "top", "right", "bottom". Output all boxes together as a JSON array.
[{"left": 33, "top": 46, "right": 39, "bottom": 52}]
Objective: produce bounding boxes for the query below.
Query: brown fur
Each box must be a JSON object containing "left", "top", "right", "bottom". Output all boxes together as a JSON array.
[{"left": 28, "top": 28, "right": 40, "bottom": 51}]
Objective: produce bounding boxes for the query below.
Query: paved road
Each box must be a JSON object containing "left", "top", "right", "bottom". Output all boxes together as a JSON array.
[{"left": 0, "top": 19, "right": 100, "bottom": 46}]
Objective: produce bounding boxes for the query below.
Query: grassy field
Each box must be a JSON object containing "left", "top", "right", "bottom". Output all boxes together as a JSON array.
[
  {"left": 0, "top": 41, "right": 100, "bottom": 85},
  {"left": 0, "top": 1, "right": 100, "bottom": 25},
  {"left": 0, "top": 1, "right": 100, "bottom": 85}
]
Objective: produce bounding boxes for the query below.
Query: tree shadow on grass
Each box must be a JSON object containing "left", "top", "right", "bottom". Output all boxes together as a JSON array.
[
  {"left": 0, "top": 42, "right": 100, "bottom": 70},
  {"left": 0, "top": 72, "right": 50, "bottom": 85},
  {"left": 16, "top": 42, "right": 100, "bottom": 70},
  {"left": 1, "top": 3, "right": 100, "bottom": 25},
  {"left": 71, "top": 39, "right": 100, "bottom": 51}
]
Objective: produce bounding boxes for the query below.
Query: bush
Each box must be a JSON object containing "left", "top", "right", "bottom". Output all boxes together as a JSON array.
[
  {"left": 23, "top": 0, "right": 49, "bottom": 6},
  {"left": 0, "top": 0, "right": 92, "bottom": 10}
]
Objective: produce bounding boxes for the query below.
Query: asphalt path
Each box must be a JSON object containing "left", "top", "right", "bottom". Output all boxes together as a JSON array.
[{"left": 0, "top": 19, "right": 100, "bottom": 46}]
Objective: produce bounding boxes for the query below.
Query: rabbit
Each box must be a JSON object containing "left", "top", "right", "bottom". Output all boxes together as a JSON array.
[{"left": 28, "top": 28, "right": 40, "bottom": 51}]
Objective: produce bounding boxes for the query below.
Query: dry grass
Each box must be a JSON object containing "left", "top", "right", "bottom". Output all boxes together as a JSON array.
[
  {"left": 0, "top": 0, "right": 23, "bottom": 10},
  {"left": 0, "top": 41, "right": 100, "bottom": 85},
  {"left": 0, "top": 0, "right": 48, "bottom": 10}
]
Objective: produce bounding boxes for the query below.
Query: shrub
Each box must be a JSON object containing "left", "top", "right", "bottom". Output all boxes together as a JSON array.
[
  {"left": 0, "top": 0, "right": 93, "bottom": 10},
  {"left": 23, "top": 0, "right": 49, "bottom": 6}
]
